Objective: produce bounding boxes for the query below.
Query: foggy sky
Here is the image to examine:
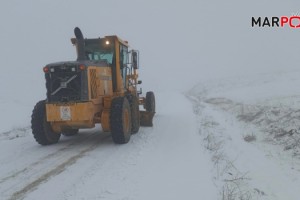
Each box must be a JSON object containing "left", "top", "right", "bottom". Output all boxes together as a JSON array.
[{"left": 1, "top": 0, "right": 300, "bottom": 95}]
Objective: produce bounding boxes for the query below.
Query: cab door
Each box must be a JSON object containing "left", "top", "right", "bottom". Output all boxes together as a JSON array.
[{"left": 119, "top": 44, "right": 129, "bottom": 89}]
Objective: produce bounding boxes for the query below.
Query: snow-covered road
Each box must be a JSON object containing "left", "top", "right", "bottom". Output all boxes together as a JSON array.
[{"left": 0, "top": 92, "right": 217, "bottom": 200}]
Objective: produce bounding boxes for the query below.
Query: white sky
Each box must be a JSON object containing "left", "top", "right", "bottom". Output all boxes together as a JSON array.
[{"left": 1, "top": 0, "right": 300, "bottom": 93}]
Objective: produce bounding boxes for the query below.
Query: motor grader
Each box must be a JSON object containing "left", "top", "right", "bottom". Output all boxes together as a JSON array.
[{"left": 31, "top": 27, "right": 155, "bottom": 145}]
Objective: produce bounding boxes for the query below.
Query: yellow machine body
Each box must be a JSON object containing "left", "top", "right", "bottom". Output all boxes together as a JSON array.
[{"left": 44, "top": 35, "right": 154, "bottom": 133}]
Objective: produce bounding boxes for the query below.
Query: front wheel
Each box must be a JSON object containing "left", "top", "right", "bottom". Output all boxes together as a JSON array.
[
  {"left": 127, "top": 94, "right": 140, "bottom": 134},
  {"left": 145, "top": 91, "right": 155, "bottom": 112},
  {"left": 110, "top": 97, "right": 132, "bottom": 144},
  {"left": 31, "top": 100, "right": 61, "bottom": 145}
]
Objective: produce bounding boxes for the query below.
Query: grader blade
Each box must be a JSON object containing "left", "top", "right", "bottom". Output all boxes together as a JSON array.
[{"left": 140, "top": 111, "right": 155, "bottom": 127}]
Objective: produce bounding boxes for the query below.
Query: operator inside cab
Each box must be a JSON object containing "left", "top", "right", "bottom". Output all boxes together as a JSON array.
[{"left": 84, "top": 39, "right": 115, "bottom": 66}]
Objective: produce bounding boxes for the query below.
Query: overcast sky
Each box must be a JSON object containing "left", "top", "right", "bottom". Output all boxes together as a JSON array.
[{"left": 1, "top": 0, "right": 300, "bottom": 93}]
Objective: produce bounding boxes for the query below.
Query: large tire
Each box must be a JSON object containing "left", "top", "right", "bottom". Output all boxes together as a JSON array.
[
  {"left": 110, "top": 97, "right": 132, "bottom": 144},
  {"left": 145, "top": 91, "right": 155, "bottom": 112},
  {"left": 126, "top": 94, "right": 140, "bottom": 134},
  {"left": 31, "top": 100, "right": 61, "bottom": 145},
  {"left": 62, "top": 129, "right": 79, "bottom": 136}
]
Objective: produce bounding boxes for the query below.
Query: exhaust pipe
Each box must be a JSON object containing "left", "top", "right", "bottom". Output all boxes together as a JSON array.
[{"left": 74, "top": 27, "right": 86, "bottom": 61}]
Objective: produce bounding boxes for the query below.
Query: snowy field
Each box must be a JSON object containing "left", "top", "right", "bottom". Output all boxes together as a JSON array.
[
  {"left": 188, "top": 70, "right": 300, "bottom": 200},
  {"left": 2, "top": 70, "right": 300, "bottom": 199},
  {"left": 0, "top": 71, "right": 300, "bottom": 200}
]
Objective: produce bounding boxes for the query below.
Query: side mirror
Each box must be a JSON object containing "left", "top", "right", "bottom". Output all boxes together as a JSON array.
[
  {"left": 138, "top": 80, "right": 142, "bottom": 84},
  {"left": 132, "top": 51, "right": 138, "bottom": 69}
]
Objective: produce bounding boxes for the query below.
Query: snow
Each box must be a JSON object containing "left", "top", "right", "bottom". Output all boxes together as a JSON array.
[
  {"left": 2, "top": 0, "right": 300, "bottom": 200},
  {"left": 0, "top": 92, "right": 217, "bottom": 200},
  {"left": 188, "top": 70, "right": 300, "bottom": 199}
]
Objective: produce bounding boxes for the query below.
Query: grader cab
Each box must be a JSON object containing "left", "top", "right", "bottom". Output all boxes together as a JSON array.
[{"left": 31, "top": 27, "right": 155, "bottom": 145}]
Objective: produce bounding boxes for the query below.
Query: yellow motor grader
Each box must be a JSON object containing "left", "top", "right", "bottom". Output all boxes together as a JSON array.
[{"left": 31, "top": 27, "right": 155, "bottom": 145}]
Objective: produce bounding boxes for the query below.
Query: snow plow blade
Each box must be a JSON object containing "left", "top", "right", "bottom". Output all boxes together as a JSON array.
[{"left": 140, "top": 111, "right": 155, "bottom": 127}]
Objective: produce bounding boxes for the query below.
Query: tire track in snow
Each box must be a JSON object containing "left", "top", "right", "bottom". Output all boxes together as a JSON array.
[
  {"left": 0, "top": 131, "right": 98, "bottom": 185},
  {"left": 0, "top": 131, "right": 111, "bottom": 200},
  {"left": 9, "top": 142, "right": 98, "bottom": 200},
  {"left": 0, "top": 127, "right": 30, "bottom": 141},
  {"left": 22, "top": 92, "right": 218, "bottom": 200}
]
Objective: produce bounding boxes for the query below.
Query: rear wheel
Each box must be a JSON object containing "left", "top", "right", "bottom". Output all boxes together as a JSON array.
[
  {"left": 110, "top": 97, "right": 132, "bottom": 144},
  {"left": 127, "top": 94, "right": 140, "bottom": 134},
  {"left": 145, "top": 91, "right": 155, "bottom": 112},
  {"left": 31, "top": 100, "right": 61, "bottom": 145},
  {"left": 62, "top": 129, "right": 79, "bottom": 136}
]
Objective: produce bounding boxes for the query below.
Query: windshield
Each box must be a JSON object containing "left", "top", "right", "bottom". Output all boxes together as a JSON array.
[{"left": 84, "top": 39, "right": 115, "bottom": 65}]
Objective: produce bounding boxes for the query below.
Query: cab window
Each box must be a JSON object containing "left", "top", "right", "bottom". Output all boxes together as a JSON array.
[
  {"left": 84, "top": 39, "right": 115, "bottom": 65},
  {"left": 120, "top": 44, "right": 129, "bottom": 86}
]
